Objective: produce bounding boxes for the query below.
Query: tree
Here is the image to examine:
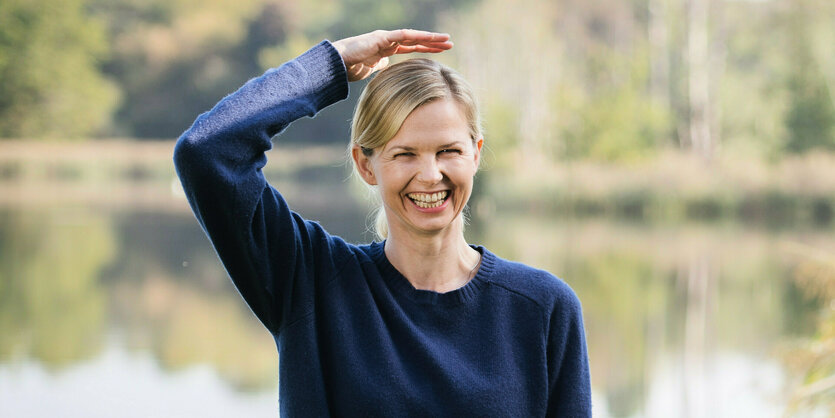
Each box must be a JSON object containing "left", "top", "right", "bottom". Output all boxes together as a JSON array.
[
  {"left": 0, "top": 0, "right": 119, "bottom": 138},
  {"left": 686, "top": 0, "right": 714, "bottom": 159},
  {"left": 783, "top": 1, "right": 835, "bottom": 153}
]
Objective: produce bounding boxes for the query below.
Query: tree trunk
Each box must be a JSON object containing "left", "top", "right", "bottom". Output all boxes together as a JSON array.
[
  {"left": 710, "top": 0, "right": 726, "bottom": 155},
  {"left": 649, "top": 0, "right": 671, "bottom": 108},
  {"left": 688, "top": 0, "right": 712, "bottom": 160}
]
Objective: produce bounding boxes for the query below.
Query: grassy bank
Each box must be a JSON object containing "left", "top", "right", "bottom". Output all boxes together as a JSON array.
[
  {"left": 3, "top": 140, "right": 835, "bottom": 227},
  {"left": 0, "top": 140, "right": 351, "bottom": 211},
  {"left": 482, "top": 150, "right": 835, "bottom": 227}
]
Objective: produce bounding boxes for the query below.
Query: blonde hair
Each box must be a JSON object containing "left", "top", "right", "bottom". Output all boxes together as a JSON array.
[{"left": 350, "top": 58, "right": 482, "bottom": 240}]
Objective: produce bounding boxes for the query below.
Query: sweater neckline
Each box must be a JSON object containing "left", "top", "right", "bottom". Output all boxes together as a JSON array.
[{"left": 368, "top": 241, "right": 496, "bottom": 306}]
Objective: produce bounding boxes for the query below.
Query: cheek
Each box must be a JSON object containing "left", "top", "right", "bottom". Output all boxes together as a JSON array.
[
  {"left": 445, "top": 158, "right": 478, "bottom": 178},
  {"left": 375, "top": 164, "right": 410, "bottom": 190}
]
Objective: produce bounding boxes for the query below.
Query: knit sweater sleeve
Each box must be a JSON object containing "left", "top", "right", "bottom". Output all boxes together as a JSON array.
[
  {"left": 546, "top": 286, "right": 592, "bottom": 417},
  {"left": 173, "top": 41, "right": 349, "bottom": 333}
]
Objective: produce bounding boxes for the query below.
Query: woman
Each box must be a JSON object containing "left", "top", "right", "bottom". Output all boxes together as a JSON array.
[{"left": 174, "top": 29, "right": 590, "bottom": 417}]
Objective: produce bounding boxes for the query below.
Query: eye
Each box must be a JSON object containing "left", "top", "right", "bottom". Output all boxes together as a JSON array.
[
  {"left": 439, "top": 148, "right": 462, "bottom": 155},
  {"left": 394, "top": 152, "right": 414, "bottom": 158}
]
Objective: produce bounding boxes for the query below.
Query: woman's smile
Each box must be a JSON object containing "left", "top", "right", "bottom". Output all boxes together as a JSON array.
[{"left": 406, "top": 190, "right": 450, "bottom": 211}]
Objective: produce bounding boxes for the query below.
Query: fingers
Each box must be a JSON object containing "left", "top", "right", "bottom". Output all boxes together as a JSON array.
[
  {"left": 392, "top": 44, "right": 452, "bottom": 54},
  {"left": 381, "top": 29, "right": 453, "bottom": 54},
  {"left": 372, "top": 57, "right": 390, "bottom": 72},
  {"left": 378, "top": 42, "right": 453, "bottom": 58},
  {"left": 384, "top": 29, "right": 450, "bottom": 44},
  {"left": 350, "top": 65, "right": 375, "bottom": 82},
  {"left": 395, "top": 40, "right": 454, "bottom": 49},
  {"left": 345, "top": 57, "right": 391, "bottom": 82}
]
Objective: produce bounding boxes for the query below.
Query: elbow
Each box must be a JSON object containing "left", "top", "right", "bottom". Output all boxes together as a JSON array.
[{"left": 173, "top": 129, "right": 204, "bottom": 177}]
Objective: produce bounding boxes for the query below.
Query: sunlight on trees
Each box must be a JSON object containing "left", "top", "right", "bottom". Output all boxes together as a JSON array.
[
  {"left": 2, "top": 0, "right": 833, "bottom": 160},
  {"left": 0, "top": 0, "right": 119, "bottom": 138}
]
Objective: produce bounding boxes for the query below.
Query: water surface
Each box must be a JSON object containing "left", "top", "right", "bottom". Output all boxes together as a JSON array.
[{"left": 0, "top": 176, "right": 827, "bottom": 417}]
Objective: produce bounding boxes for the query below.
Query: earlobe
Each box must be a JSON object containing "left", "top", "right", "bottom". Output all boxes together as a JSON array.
[{"left": 351, "top": 145, "right": 378, "bottom": 185}]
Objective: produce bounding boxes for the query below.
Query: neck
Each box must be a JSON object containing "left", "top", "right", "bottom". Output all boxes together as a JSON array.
[{"left": 384, "top": 224, "right": 481, "bottom": 293}]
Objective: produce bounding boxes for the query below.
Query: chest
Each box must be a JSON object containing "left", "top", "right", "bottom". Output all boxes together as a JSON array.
[{"left": 308, "top": 273, "right": 549, "bottom": 416}]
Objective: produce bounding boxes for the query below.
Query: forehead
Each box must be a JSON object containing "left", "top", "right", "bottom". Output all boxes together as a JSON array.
[{"left": 385, "top": 99, "right": 470, "bottom": 149}]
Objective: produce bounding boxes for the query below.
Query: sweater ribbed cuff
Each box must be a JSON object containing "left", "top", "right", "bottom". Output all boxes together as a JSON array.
[{"left": 293, "top": 40, "right": 350, "bottom": 111}]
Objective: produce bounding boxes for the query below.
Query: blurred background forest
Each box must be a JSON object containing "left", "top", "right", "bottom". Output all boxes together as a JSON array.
[
  {"left": 1, "top": 0, "right": 834, "bottom": 416},
  {"left": 0, "top": 0, "right": 833, "bottom": 155}
]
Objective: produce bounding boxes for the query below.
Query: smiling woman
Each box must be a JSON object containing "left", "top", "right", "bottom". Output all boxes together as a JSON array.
[
  {"left": 348, "top": 57, "right": 482, "bottom": 242},
  {"left": 173, "top": 29, "right": 590, "bottom": 416},
  {"left": 354, "top": 97, "right": 483, "bottom": 292}
]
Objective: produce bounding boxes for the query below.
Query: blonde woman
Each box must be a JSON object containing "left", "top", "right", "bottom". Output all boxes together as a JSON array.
[{"left": 174, "top": 29, "right": 590, "bottom": 416}]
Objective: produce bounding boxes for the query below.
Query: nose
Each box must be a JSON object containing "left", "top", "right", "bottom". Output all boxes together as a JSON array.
[{"left": 415, "top": 156, "right": 443, "bottom": 185}]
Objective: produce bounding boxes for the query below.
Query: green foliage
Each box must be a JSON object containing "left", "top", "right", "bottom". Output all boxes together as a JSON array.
[
  {"left": 718, "top": 5, "right": 788, "bottom": 159},
  {"left": 0, "top": 0, "right": 119, "bottom": 138},
  {"left": 481, "top": 99, "right": 522, "bottom": 159},
  {"left": 562, "top": 53, "right": 670, "bottom": 162},
  {"left": 87, "top": 0, "right": 476, "bottom": 138},
  {"left": 323, "top": 0, "right": 477, "bottom": 39},
  {"left": 443, "top": 0, "right": 672, "bottom": 163},
  {"left": 782, "top": 3, "right": 835, "bottom": 153},
  {"left": 1, "top": 0, "right": 835, "bottom": 156},
  {"left": 91, "top": 0, "right": 265, "bottom": 137},
  {"left": 784, "top": 64, "right": 835, "bottom": 153},
  {"left": 564, "top": 82, "right": 669, "bottom": 162},
  {"left": 784, "top": 245, "right": 835, "bottom": 414}
]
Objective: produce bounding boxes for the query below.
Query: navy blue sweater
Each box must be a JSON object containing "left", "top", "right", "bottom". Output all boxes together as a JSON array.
[{"left": 173, "top": 40, "right": 591, "bottom": 417}]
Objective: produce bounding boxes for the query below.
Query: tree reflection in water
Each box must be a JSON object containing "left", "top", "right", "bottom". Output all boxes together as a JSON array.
[
  {"left": 480, "top": 216, "right": 827, "bottom": 416},
  {"left": 0, "top": 208, "right": 113, "bottom": 369}
]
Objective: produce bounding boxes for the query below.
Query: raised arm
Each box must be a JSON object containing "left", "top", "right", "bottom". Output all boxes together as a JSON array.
[
  {"left": 173, "top": 31, "right": 451, "bottom": 333},
  {"left": 173, "top": 40, "right": 348, "bottom": 333}
]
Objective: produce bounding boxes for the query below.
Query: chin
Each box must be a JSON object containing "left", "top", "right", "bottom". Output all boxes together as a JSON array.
[{"left": 411, "top": 213, "right": 465, "bottom": 237}]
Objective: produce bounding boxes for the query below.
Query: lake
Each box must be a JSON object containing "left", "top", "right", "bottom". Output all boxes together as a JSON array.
[{"left": 0, "top": 142, "right": 830, "bottom": 417}]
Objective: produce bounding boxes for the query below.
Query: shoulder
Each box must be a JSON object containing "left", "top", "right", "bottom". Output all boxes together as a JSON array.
[
  {"left": 297, "top": 218, "right": 368, "bottom": 276},
  {"left": 481, "top": 247, "right": 582, "bottom": 316}
]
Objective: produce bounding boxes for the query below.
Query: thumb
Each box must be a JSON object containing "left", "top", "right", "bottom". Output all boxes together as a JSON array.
[{"left": 370, "top": 57, "right": 390, "bottom": 74}]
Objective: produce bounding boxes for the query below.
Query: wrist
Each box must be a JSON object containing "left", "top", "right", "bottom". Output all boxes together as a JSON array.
[{"left": 331, "top": 40, "right": 347, "bottom": 62}]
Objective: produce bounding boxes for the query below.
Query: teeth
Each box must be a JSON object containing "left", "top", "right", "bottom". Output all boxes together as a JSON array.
[
  {"left": 408, "top": 191, "right": 448, "bottom": 207},
  {"left": 414, "top": 199, "right": 444, "bottom": 208}
]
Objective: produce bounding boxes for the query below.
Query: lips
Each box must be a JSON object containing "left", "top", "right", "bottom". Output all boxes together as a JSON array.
[{"left": 406, "top": 190, "right": 449, "bottom": 209}]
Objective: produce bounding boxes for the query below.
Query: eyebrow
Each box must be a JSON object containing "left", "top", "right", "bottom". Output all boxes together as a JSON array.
[
  {"left": 389, "top": 145, "right": 416, "bottom": 152},
  {"left": 388, "top": 142, "right": 464, "bottom": 152}
]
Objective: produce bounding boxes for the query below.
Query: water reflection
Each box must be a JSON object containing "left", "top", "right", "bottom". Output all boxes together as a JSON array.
[
  {"left": 0, "top": 346, "right": 278, "bottom": 418},
  {"left": 0, "top": 199, "right": 828, "bottom": 416},
  {"left": 0, "top": 208, "right": 113, "bottom": 369},
  {"left": 479, "top": 216, "right": 827, "bottom": 416}
]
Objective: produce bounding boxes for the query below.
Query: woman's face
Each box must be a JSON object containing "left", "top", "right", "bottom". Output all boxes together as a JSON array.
[{"left": 355, "top": 98, "right": 482, "bottom": 239}]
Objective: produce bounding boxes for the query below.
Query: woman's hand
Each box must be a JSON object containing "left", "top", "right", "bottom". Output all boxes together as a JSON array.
[{"left": 332, "top": 29, "right": 453, "bottom": 82}]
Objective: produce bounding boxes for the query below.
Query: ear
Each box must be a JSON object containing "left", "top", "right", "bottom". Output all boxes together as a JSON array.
[
  {"left": 351, "top": 145, "right": 378, "bottom": 185},
  {"left": 473, "top": 137, "right": 484, "bottom": 169}
]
